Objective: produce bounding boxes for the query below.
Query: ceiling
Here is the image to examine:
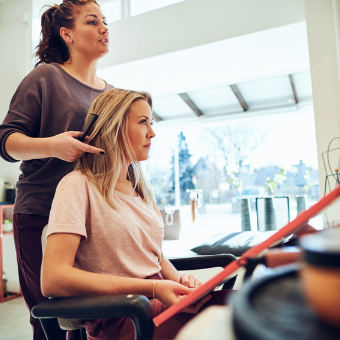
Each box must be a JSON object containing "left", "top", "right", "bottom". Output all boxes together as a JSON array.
[
  {"left": 150, "top": 71, "right": 312, "bottom": 122},
  {"left": 96, "top": 21, "right": 312, "bottom": 123}
]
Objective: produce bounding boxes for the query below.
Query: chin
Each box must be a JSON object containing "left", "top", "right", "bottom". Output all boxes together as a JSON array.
[
  {"left": 96, "top": 49, "right": 109, "bottom": 59},
  {"left": 136, "top": 155, "right": 149, "bottom": 162}
]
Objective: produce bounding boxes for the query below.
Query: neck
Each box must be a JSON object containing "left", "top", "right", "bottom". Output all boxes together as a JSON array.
[
  {"left": 59, "top": 54, "right": 104, "bottom": 89},
  {"left": 117, "top": 164, "right": 129, "bottom": 184},
  {"left": 115, "top": 164, "right": 137, "bottom": 197}
]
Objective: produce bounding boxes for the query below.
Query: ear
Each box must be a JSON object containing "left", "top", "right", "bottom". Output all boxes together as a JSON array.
[{"left": 59, "top": 27, "right": 74, "bottom": 44}]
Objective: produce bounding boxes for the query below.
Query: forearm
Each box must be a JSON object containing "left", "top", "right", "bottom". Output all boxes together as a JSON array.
[
  {"left": 160, "top": 254, "right": 181, "bottom": 282},
  {"left": 5, "top": 132, "right": 52, "bottom": 161},
  {"left": 5, "top": 131, "right": 103, "bottom": 162},
  {"left": 42, "top": 265, "right": 154, "bottom": 298}
]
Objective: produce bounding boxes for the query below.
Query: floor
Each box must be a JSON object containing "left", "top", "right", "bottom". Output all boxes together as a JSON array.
[{"left": 0, "top": 296, "right": 32, "bottom": 340}]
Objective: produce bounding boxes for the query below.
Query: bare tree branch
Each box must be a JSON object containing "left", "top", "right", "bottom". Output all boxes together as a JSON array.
[{"left": 207, "top": 122, "right": 269, "bottom": 169}]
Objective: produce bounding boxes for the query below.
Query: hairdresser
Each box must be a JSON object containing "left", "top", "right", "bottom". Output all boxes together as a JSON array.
[{"left": 0, "top": 1, "right": 112, "bottom": 339}]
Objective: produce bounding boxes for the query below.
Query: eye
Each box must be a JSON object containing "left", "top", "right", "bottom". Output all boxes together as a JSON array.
[
  {"left": 140, "top": 119, "right": 147, "bottom": 125},
  {"left": 103, "top": 22, "right": 108, "bottom": 26},
  {"left": 150, "top": 120, "right": 154, "bottom": 126},
  {"left": 88, "top": 20, "right": 96, "bottom": 25}
]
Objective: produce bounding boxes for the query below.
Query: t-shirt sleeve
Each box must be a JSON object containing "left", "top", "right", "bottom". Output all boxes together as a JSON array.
[
  {"left": 47, "top": 172, "right": 89, "bottom": 241},
  {"left": 0, "top": 75, "right": 42, "bottom": 162}
]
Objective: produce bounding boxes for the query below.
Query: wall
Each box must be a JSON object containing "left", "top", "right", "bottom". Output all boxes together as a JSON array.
[
  {"left": 99, "top": 0, "right": 306, "bottom": 68},
  {"left": 0, "top": 0, "right": 32, "bottom": 291},
  {"left": 304, "top": 0, "right": 340, "bottom": 224},
  {"left": 0, "top": 0, "right": 32, "bottom": 184}
]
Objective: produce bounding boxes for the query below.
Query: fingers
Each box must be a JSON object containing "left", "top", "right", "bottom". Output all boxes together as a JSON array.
[
  {"left": 180, "top": 274, "right": 189, "bottom": 287},
  {"left": 194, "top": 278, "right": 201, "bottom": 289},
  {"left": 76, "top": 142, "right": 105, "bottom": 155},
  {"left": 67, "top": 131, "right": 105, "bottom": 155},
  {"left": 182, "top": 294, "right": 212, "bottom": 314},
  {"left": 193, "top": 294, "right": 212, "bottom": 313},
  {"left": 180, "top": 274, "right": 201, "bottom": 288},
  {"left": 175, "top": 284, "right": 193, "bottom": 295}
]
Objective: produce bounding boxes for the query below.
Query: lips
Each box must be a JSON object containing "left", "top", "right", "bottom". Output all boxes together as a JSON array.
[
  {"left": 99, "top": 37, "right": 109, "bottom": 43},
  {"left": 143, "top": 143, "right": 151, "bottom": 149}
]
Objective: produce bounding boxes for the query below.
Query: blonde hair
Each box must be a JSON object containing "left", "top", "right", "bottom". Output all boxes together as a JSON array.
[{"left": 75, "top": 88, "right": 155, "bottom": 209}]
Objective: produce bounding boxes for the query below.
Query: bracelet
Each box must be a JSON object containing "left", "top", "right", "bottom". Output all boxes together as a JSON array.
[{"left": 152, "top": 279, "right": 156, "bottom": 304}]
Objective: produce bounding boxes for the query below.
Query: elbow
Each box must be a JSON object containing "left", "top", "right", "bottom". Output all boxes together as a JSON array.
[
  {"left": 41, "top": 272, "right": 57, "bottom": 297},
  {"left": 41, "top": 268, "right": 66, "bottom": 298},
  {"left": 3, "top": 133, "right": 20, "bottom": 162}
]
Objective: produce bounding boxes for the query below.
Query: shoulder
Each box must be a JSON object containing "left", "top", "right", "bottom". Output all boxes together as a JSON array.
[
  {"left": 57, "top": 170, "right": 89, "bottom": 194},
  {"left": 25, "top": 63, "right": 61, "bottom": 81},
  {"left": 18, "top": 63, "right": 62, "bottom": 89},
  {"left": 53, "top": 171, "right": 93, "bottom": 208},
  {"left": 105, "top": 83, "right": 114, "bottom": 90},
  {"left": 60, "top": 170, "right": 88, "bottom": 186}
]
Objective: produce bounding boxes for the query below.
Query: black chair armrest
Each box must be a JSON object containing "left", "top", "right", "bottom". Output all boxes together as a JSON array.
[
  {"left": 31, "top": 295, "right": 154, "bottom": 340},
  {"left": 169, "top": 254, "right": 237, "bottom": 270}
]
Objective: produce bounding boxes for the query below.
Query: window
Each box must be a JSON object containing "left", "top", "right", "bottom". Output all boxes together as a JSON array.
[
  {"left": 130, "top": 0, "right": 185, "bottom": 16},
  {"left": 147, "top": 106, "right": 321, "bottom": 246},
  {"left": 99, "top": 0, "right": 121, "bottom": 23}
]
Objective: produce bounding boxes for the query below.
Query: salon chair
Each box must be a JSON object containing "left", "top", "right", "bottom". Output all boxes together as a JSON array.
[{"left": 31, "top": 254, "right": 237, "bottom": 340}]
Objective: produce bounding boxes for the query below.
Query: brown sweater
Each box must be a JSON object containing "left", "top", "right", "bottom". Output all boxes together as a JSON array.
[{"left": 0, "top": 63, "right": 113, "bottom": 217}]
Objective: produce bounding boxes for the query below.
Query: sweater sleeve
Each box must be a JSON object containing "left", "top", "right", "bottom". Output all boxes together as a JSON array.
[{"left": 0, "top": 75, "right": 42, "bottom": 162}]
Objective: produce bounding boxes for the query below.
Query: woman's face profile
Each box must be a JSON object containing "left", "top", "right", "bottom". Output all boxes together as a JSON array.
[
  {"left": 127, "top": 100, "right": 156, "bottom": 162},
  {"left": 68, "top": 2, "right": 109, "bottom": 58}
]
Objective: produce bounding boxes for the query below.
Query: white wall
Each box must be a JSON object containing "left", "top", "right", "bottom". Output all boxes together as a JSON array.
[
  {"left": 99, "top": 0, "right": 306, "bottom": 68},
  {"left": 0, "top": 0, "right": 32, "bottom": 184},
  {"left": 304, "top": 0, "right": 340, "bottom": 224},
  {"left": 0, "top": 0, "right": 32, "bottom": 291},
  {"left": 98, "top": 22, "right": 310, "bottom": 96}
]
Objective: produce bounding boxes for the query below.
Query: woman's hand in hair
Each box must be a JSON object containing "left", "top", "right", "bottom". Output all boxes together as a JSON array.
[
  {"left": 154, "top": 280, "right": 211, "bottom": 314},
  {"left": 48, "top": 131, "right": 105, "bottom": 162}
]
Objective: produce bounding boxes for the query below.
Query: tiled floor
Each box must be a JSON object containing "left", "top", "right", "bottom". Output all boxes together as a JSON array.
[{"left": 0, "top": 296, "right": 33, "bottom": 340}]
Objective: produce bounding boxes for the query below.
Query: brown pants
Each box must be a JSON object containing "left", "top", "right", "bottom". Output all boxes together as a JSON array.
[
  {"left": 84, "top": 273, "right": 231, "bottom": 340},
  {"left": 13, "top": 213, "right": 49, "bottom": 340},
  {"left": 13, "top": 214, "right": 79, "bottom": 340}
]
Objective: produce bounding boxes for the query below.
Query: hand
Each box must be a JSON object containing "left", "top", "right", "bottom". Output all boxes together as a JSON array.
[
  {"left": 155, "top": 280, "right": 211, "bottom": 314},
  {"left": 179, "top": 274, "right": 202, "bottom": 289},
  {"left": 48, "top": 131, "right": 105, "bottom": 162}
]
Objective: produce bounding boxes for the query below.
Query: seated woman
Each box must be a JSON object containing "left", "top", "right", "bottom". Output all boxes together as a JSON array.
[{"left": 41, "top": 88, "right": 229, "bottom": 340}]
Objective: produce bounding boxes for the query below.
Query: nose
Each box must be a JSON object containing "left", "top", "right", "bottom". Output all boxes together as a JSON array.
[
  {"left": 100, "top": 23, "right": 108, "bottom": 34},
  {"left": 148, "top": 126, "right": 156, "bottom": 139}
]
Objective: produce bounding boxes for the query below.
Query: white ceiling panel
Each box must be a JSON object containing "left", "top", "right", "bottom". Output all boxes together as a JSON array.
[
  {"left": 152, "top": 71, "right": 313, "bottom": 121},
  {"left": 187, "top": 85, "right": 243, "bottom": 116},
  {"left": 292, "top": 71, "right": 313, "bottom": 101},
  {"left": 237, "top": 75, "right": 294, "bottom": 110},
  {"left": 152, "top": 95, "right": 194, "bottom": 119}
]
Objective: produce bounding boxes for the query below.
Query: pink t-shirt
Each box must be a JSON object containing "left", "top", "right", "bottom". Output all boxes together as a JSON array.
[{"left": 47, "top": 170, "right": 163, "bottom": 278}]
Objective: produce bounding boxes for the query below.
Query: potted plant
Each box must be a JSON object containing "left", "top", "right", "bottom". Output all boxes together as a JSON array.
[
  {"left": 264, "top": 165, "right": 287, "bottom": 195},
  {"left": 227, "top": 164, "right": 242, "bottom": 213},
  {"left": 296, "top": 169, "right": 312, "bottom": 214},
  {"left": 262, "top": 166, "right": 287, "bottom": 230}
]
